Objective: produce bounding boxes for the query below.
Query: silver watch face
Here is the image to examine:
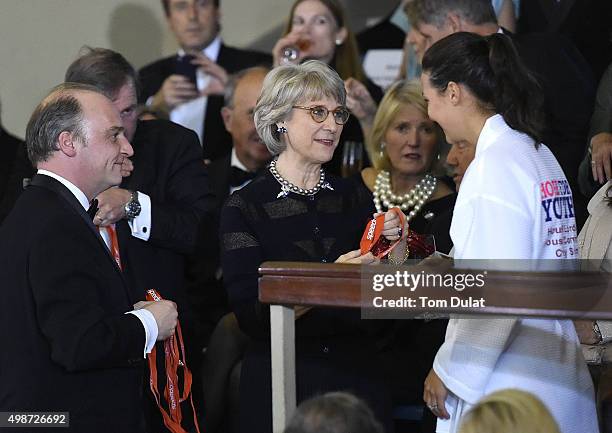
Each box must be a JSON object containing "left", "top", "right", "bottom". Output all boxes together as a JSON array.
[{"left": 125, "top": 193, "right": 141, "bottom": 218}]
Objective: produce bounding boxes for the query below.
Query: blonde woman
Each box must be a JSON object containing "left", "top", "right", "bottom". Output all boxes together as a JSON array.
[
  {"left": 459, "top": 389, "right": 560, "bottom": 433},
  {"left": 359, "top": 80, "right": 455, "bottom": 254}
]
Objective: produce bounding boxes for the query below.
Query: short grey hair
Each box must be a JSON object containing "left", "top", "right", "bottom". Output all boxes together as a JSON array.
[
  {"left": 284, "top": 392, "right": 384, "bottom": 433},
  {"left": 26, "top": 82, "right": 104, "bottom": 165},
  {"left": 254, "top": 60, "right": 346, "bottom": 156},
  {"left": 405, "top": 0, "right": 497, "bottom": 29},
  {"left": 65, "top": 46, "right": 139, "bottom": 100},
  {"left": 223, "top": 66, "right": 271, "bottom": 108}
]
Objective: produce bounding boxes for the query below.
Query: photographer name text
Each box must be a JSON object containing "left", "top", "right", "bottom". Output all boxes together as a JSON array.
[{"left": 372, "top": 296, "right": 486, "bottom": 309}]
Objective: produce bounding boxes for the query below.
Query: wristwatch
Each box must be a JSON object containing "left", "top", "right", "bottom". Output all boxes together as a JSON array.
[{"left": 124, "top": 190, "right": 141, "bottom": 220}]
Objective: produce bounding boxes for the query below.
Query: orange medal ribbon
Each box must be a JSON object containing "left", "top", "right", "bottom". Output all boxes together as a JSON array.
[
  {"left": 360, "top": 207, "right": 406, "bottom": 258},
  {"left": 146, "top": 289, "right": 201, "bottom": 433},
  {"left": 102, "top": 225, "right": 122, "bottom": 270}
]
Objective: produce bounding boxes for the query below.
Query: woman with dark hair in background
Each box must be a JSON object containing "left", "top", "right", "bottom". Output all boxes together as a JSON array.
[
  {"left": 419, "top": 32, "right": 597, "bottom": 433},
  {"left": 272, "top": 0, "right": 383, "bottom": 176}
]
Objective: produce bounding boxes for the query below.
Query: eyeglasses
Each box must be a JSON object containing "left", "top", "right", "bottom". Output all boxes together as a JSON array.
[{"left": 292, "top": 105, "right": 350, "bottom": 125}]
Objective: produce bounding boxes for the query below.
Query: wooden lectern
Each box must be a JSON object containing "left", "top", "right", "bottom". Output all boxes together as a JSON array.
[{"left": 259, "top": 260, "right": 612, "bottom": 432}]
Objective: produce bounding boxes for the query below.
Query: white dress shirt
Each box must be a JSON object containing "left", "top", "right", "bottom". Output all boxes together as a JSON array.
[
  {"left": 170, "top": 36, "right": 223, "bottom": 145},
  {"left": 127, "top": 190, "right": 151, "bottom": 241},
  {"left": 229, "top": 147, "right": 256, "bottom": 194}
]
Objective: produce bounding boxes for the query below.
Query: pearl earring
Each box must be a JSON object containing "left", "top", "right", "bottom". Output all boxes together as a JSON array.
[
  {"left": 379, "top": 142, "right": 386, "bottom": 159},
  {"left": 277, "top": 126, "right": 287, "bottom": 134},
  {"left": 335, "top": 39, "right": 342, "bottom": 46}
]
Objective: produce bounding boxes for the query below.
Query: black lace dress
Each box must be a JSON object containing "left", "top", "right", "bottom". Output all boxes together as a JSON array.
[{"left": 220, "top": 170, "right": 393, "bottom": 433}]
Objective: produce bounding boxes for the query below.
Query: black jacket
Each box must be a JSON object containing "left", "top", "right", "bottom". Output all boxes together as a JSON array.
[
  {"left": 116, "top": 119, "right": 215, "bottom": 309},
  {"left": 0, "top": 174, "right": 146, "bottom": 433}
]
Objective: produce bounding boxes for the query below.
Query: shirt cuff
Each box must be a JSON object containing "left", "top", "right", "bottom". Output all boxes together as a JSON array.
[
  {"left": 126, "top": 309, "right": 158, "bottom": 358},
  {"left": 128, "top": 191, "right": 151, "bottom": 241}
]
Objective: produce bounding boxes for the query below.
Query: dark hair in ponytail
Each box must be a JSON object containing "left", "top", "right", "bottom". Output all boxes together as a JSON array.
[{"left": 422, "top": 32, "right": 545, "bottom": 146}]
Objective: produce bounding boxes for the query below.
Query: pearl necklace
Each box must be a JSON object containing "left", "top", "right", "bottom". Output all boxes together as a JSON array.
[
  {"left": 373, "top": 171, "right": 437, "bottom": 221},
  {"left": 269, "top": 158, "right": 333, "bottom": 199}
]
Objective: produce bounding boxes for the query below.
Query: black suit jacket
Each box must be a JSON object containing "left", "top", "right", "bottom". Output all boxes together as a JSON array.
[
  {"left": 504, "top": 29, "right": 596, "bottom": 227},
  {"left": 207, "top": 153, "right": 232, "bottom": 208},
  {"left": 0, "top": 131, "right": 35, "bottom": 224},
  {"left": 0, "top": 127, "right": 24, "bottom": 202},
  {"left": 518, "top": 0, "right": 612, "bottom": 81},
  {"left": 0, "top": 174, "right": 146, "bottom": 433},
  {"left": 357, "top": 13, "right": 406, "bottom": 54},
  {"left": 185, "top": 154, "right": 231, "bottom": 346},
  {"left": 138, "top": 44, "right": 272, "bottom": 162},
  {"left": 116, "top": 119, "right": 215, "bottom": 311}
]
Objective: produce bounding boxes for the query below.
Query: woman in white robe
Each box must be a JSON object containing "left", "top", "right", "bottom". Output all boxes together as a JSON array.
[{"left": 419, "top": 32, "right": 598, "bottom": 433}]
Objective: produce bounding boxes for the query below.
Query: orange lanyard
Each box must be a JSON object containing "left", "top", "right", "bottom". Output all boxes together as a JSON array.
[
  {"left": 145, "top": 289, "right": 201, "bottom": 433},
  {"left": 360, "top": 207, "right": 406, "bottom": 258},
  {"left": 100, "top": 225, "right": 122, "bottom": 270}
]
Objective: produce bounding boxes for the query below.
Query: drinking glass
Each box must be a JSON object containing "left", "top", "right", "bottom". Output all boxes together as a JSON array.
[
  {"left": 341, "top": 141, "right": 364, "bottom": 178},
  {"left": 408, "top": 233, "right": 436, "bottom": 260},
  {"left": 281, "top": 39, "right": 312, "bottom": 65}
]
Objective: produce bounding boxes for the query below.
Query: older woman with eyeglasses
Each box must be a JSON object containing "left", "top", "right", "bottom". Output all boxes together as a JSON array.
[{"left": 220, "top": 60, "right": 402, "bottom": 433}]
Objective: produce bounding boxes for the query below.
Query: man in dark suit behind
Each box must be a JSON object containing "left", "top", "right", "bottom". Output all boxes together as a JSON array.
[
  {"left": 0, "top": 106, "right": 25, "bottom": 205},
  {"left": 187, "top": 66, "right": 271, "bottom": 346},
  {"left": 139, "top": 0, "right": 271, "bottom": 162},
  {"left": 518, "top": 0, "right": 612, "bottom": 82},
  {"left": 65, "top": 47, "right": 214, "bottom": 319},
  {"left": 0, "top": 83, "right": 178, "bottom": 432}
]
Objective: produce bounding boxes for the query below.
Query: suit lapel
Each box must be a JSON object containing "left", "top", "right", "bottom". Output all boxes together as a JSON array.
[
  {"left": 220, "top": 155, "right": 231, "bottom": 199},
  {"left": 209, "top": 154, "right": 231, "bottom": 204},
  {"left": 30, "top": 174, "right": 127, "bottom": 281},
  {"left": 537, "top": 0, "right": 575, "bottom": 31},
  {"left": 556, "top": 0, "right": 576, "bottom": 29},
  {"left": 216, "top": 44, "right": 229, "bottom": 69}
]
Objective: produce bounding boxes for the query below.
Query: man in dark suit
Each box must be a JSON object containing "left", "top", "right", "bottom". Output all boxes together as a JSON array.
[
  {"left": 65, "top": 47, "right": 214, "bottom": 314},
  {"left": 357, "top": 1, "right": 407, "bottom": 54},
  {"left": 139, "top": 0, "right": 271, "bottom": 162},
  {"left": 518, "top": 0, "right": 612, "bottom": 82},
  {"left": 214, "top": 66, "right": 271, "bottom": 203},
  {"left": 0, "top": 106, "right": 25, "bottom": 204},
  {"left": 0, "top": 128, "right": 34, "bottom": 223},
  {"left": 0, "top": 83, "right": 178, "bottom": 432},
  {"left": 187, "top": 66, "right": 271, "bottom": 347},
  {"left": 405, "top": 0, "right": 596, "bottom": 227},
  {"left": 357, "top": 1, "right": 414, "bottom": 86},
  {"left": 65, "top": 48, "right": 215, "bottom": 431}
]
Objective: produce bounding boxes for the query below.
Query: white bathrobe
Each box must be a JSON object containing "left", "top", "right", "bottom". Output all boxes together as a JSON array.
[{"left": 434, "top": 114, "right": 598, "bottom": 433}]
